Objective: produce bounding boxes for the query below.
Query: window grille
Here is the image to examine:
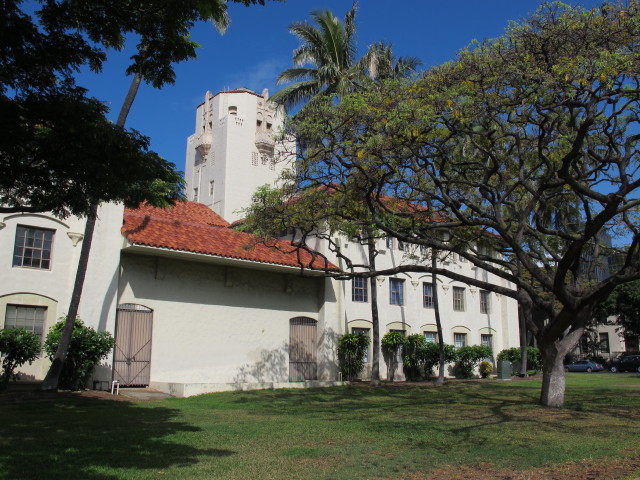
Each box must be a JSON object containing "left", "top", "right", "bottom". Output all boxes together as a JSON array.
[
  {"left": 389, "top": 279, "right": 404, "bottom": 305},
  {"left": 453, "top": 287, "right": 465, "bottom": 311},
  {"left": 454, "top": 333, "right": 467, "bottom": 349},
  {"left": 5, "top": 305, "right": 46, "bottom": 341},
  {"left": 480, "top": 290, "right": 491, "bottom": 314},
  {"left": 13, "top": 226, "right": 54, "bottom": 269},
  {"left": 352, "top": 277, "right": 368, "bottom": 302},
  {"left": 423, "top": 283, "right": 434, "bottom": 308}
]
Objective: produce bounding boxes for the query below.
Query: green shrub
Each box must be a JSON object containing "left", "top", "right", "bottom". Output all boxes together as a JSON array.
[
  {"left": 497, "top": 346, "right": 542, "bottom": 374},
  {"left": 402, "top": 334, "right": 427, "bottom": 381},
  {"left": 0, "top": 328, "right": 41, "bottom": 391},
  {"left": 479, "top": 360, "right": 493, "bottom": 378},
  {"left": 44, "top": 318, "right": 115, "bottom": 390},
  {"left": 454, "top": 345, "right": 492, "bottom": 379},
  {"left": 496, "top": 347, "right": 520, "bottom": 363},
  {"left": 419, "top": 342, "right": 457, "bottom": 380},
  {"left": 337, "top": 332, "right": 370, "bottom": 381},
  {"left": 381, "top": 331, "right": 407, "bottom": 382}
]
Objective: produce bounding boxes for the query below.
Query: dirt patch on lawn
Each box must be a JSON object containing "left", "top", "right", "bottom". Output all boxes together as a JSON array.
[
  {"left": 0, "top": 388, "right": 135, "bottom": 404},
  {"left": 405, "top": 451, "right": 640, "bottom": 480}
]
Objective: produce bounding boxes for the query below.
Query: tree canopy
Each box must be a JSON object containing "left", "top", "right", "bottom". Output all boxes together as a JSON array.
[
  {"left": 245, "top": 1, "right": 640, "bottom": 407},
  {"left": 0, "top": 0, "right": 274, "bottom": 217},
  {"left": 596, "top": 280, "right": 640, "bottom": 340}
]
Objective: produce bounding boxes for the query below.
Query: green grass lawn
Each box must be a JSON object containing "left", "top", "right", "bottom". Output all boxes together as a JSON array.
[{"left": 1, "top": 374, "right": 639, "bottom": 480}]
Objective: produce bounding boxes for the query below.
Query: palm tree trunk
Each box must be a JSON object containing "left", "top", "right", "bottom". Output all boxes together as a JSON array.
[
  {"left": 117, "top": 74, "right": 141, "bottom": 126},
  {"left": 432, "top": 252, "right": 446, "bottom": 385},
  {"left": 40, "top": 74, "right": 141, "bottom": 392},
  {"left": 368, "top": 240, "right": 381, "bottom": 386}
]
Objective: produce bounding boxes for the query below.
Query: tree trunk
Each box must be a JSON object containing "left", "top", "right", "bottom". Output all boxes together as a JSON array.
[
  {"left": 40, "top": 74, "right": 140, "bottom": 392},
  {"left": 539, "top": 343, "right": 566, "bottom": 408},
  {"left": 432, "top": 253, "right": 446, "bottom": 385},
  {"left": 368, "top": 241, "right": 381, "bottom": 386},
  {"left": 40, "top": 211, "right": 97, "bottom": 391},
  {"left": 539, "top": 325, "right": 585, "bottom": 407},
  {"left": 518, "top": 302, "right": 529, "bottom": 377}
]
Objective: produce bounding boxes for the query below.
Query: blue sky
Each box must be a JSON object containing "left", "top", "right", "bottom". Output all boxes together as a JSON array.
[{"left": 76, "top": 0, "right": 602, "bottom": 176}]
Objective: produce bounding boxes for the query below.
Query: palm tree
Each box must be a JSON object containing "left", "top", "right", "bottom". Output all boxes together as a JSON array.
[
  {"left": 270, "top": 2, "right": 359, "bottom": 110},
  {"left": 360, "top": 41, "right": 422, "bottom": 81}
]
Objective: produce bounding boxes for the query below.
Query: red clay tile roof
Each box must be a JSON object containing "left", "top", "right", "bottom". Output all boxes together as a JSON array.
[{"left": 122, "top": 201, "right": 337, "bottom": 271}]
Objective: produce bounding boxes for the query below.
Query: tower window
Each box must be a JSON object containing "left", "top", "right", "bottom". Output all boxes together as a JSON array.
[
  {"left": 228, "top": 106, "right": 237, "bottom": 115},
  {"left": 209, "top": 180, "right": 215, "bottom": 197},
  {"left": 193, "top": 188, "right": 199, "bottom": 202}
]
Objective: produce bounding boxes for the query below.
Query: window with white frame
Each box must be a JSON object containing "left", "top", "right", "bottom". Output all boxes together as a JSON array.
[
  {"left": 13, "top": 226, "right": 54, "bottom": 270},
  {"left": 193, "top": 187, "right": 199, "bottom": 202},
  {"left": 481, "top": 334, "right": 493, "bottom": 350},
  {"left": 209, "top": 180, "right": 215, "bottom": 197},
  {"left": 398, "top": 240, "right": 405, "bottom": 251},
  {"left": 386, "top": 237, "right": 393, "bottom": 249},
  {"left": 352, "top": 327, "right": 371, "bottom": 362},
  {"left": 453, "top": 287, "right": 465, "bottom": 311},
  {"left": 424, "top": 331, "right": 437, "bottom": 344},
  {"left": 423, "top": 283, "right": 434, "bottom": 308},
  {"left": 454, "top": 332, "right": 467, "bottom": 349},
  {"left": 480, "top": 290, "right": 491, "bottom": 314},
  {"left": 5, "top": 305, "right": 46, "bottom": 341},
  {"left": 352, "top": 277, "right": 368, "bottom": 302},
  {"left": 389, "top": 278, "right": 404, "bottom": 305}
]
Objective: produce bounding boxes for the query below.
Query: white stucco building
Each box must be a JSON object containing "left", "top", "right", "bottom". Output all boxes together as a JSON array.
[{"left": 1, "top": 87, "right": 521, "bottom": 396}]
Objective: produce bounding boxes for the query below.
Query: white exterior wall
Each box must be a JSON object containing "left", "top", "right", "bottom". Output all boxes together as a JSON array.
[
  {"left": 185, "top": 89, "right": 294, "bottom": 222},
  {"left": 118, "top": 252, "right": 342, "bottom": 396},
  {"left": 327, "top": 238, "right": 520, "bottom": 380},
  {"left": 0, "top": 203, "right": 123, "bottom": 382}
]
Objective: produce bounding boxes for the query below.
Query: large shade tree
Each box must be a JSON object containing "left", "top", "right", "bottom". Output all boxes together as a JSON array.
[{"left": 250, "top": 1, "right": 640, "bottom": 407}]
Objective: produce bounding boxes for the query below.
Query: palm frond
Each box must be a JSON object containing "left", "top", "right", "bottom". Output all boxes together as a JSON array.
[{"left": 270, "top": 80, "right": 321, "bottom": 111}]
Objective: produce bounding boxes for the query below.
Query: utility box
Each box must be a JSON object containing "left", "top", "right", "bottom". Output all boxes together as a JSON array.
[{"left": 497, "top": 360, "right": 512, "bottom": 380}]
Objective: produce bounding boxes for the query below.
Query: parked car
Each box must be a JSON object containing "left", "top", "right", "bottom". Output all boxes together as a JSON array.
[
  {"left": 564, "top": 360, "right": 604, "bottom": 372},
  {"left": 609, "top": 355, "right": 640, "bottom": 373}
]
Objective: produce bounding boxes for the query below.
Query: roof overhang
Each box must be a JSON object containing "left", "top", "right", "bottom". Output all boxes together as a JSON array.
[{"left": 121, "top": 242, "right": 333, "bottom": 276}]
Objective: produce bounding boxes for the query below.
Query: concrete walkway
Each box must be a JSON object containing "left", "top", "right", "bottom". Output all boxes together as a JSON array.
[{"left": 116, "top": 388, "right": 173, "bottom": 401}]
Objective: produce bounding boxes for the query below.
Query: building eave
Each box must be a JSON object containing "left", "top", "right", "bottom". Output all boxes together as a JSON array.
[{"left": 121, "top": 243, "right": 333, "bottom": 276}]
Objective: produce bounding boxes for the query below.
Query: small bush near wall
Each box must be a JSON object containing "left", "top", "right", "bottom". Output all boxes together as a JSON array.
[
  {"left": 402, "top": 334, "right": 427, "bottom": 381},
  {"left": 418, "top": 342, "right": 457, "bottom": 380},
  {"left": 479, "top": 361, "right": 493, "bottom": 378},
  {"left": 497, "top": 347, "right": 542, "bottom": 374},
  {"left": 338, "top": 333, "right": 370, "bottom": 381},
  {"left": 454, "top": 345, "right": 493, "bottom": 379},
  {"left": 44, "top": 318, "right": 115, "bottom": 390},
  {"left": 0, "top": 328, "right": 41, "bottom": 391}
]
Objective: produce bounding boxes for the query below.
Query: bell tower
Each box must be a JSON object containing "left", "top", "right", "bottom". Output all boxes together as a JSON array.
[{"left": 185, "top": 88, "right": 293, "bottom": 222}]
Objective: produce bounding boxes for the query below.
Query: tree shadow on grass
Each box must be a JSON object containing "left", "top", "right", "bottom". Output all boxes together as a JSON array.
[{"left": 0, "top": 394, "right": 234, "bottom": 480}]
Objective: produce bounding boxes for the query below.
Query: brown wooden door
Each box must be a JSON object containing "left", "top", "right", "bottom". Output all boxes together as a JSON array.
[
  {"left": 289, "top": 317, "right": 317, "bottom": 381},
  {"left": 113, "top": 304, "right": 153, "bottom": 387}
]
